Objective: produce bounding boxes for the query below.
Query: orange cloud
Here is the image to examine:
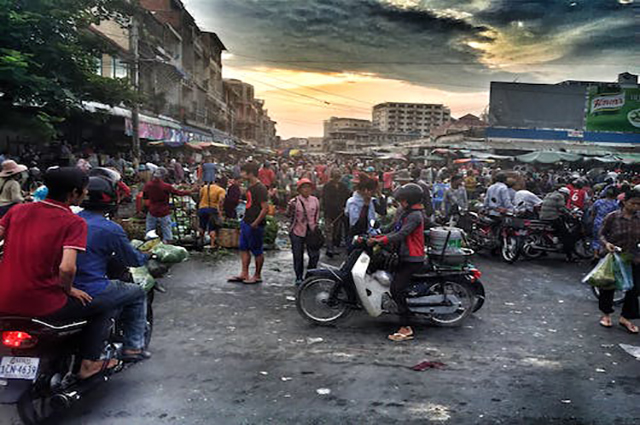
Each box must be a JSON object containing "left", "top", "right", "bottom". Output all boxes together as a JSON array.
[{"left": 223, "top": 65, "right": 488, "bottom": 138}]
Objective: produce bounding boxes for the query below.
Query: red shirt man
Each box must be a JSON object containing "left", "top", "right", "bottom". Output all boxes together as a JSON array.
[
  {"left": 143, "top": 176, "right": 191, "bottom": 217},
  {"left": 258, "top": 165, "right": 276, "bottom": 188},
  {"left": 0, "top": 200, "right": 87, "bottom": 316}
]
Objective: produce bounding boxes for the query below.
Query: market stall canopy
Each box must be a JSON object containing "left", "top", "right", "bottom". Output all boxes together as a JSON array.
[
  {"left": 468, "top": 151, "right": 514, "bottom": 160},
  {"left": 454, "top": 158, "right": 495, "bottom": 164},
  {"left": 585, "top": 154, "right": 622, "bottom": 163},
  {"left": 423, "top": 154, "right": 445, "bottom": 161},
  {"left": 516, "top": 151, "right": 582, "bottom": 164},
  {"left": 619, "top": 153, "right": 640, "bottom": 164}
]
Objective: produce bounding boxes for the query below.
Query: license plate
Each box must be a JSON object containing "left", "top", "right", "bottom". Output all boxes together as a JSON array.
[{"left": 0, "top": 357, "right": 40, "bottom": 380}]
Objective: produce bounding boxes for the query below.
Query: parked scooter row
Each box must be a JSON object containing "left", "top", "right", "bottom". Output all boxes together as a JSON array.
[{"left": 452, "top": 208, "right": 593, "bottom": 264}]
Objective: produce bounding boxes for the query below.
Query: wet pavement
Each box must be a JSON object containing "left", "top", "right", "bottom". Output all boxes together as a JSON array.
[{"left": 3, "top": 249, "right": 640, "bottom": 424}]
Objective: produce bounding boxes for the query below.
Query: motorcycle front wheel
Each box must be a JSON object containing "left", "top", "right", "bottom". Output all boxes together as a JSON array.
[
  {"left": 425, "top": 280, "right": 474, "bottom": 327},
  {"left": 500, "top": 235, "right": 521, "bottom": 264},
  {"left": 296, "top": 278, "right": 351, "bottom": 326}
]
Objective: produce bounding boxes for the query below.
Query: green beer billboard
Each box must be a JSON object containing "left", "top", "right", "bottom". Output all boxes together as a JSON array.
[{"left": 586, "top": 86, "right": 640, "bottom": 133}]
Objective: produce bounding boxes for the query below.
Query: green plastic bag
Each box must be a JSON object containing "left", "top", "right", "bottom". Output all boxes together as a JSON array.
[
  {"left": 151, "top": 243, "right": 189, "bottom": 263},
  {"left": 130, "top": 266, "right": 156, "bottom": 292},
  {"left": 583, "top": 253, "right": 616, "bottom": 289}
]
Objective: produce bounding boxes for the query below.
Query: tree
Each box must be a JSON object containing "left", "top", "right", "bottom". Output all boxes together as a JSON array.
[{"left": 0, "top": 0, "right": 139, "bottom": 138}]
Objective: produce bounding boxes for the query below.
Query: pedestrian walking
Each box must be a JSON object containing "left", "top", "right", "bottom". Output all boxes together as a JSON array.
[
  {"left": 598, "top": 188, "right": 640, "bottom": 333},
  {"left": 345, "top": 175, "right": 378, "bottom": 245},
  {"left": 590, "top": 187, "right": 620, "bottom": 257},
  {"left": 288, "top": 178, "right": 321, "bottom": 285},
  {"left": 322, "top": 169, "right": 350, "bottom": 257}
]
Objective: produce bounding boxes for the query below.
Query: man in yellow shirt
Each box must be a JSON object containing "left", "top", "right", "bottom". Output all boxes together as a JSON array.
[{"left": 198, "top": 180, "right": 226, "bottom": 248}]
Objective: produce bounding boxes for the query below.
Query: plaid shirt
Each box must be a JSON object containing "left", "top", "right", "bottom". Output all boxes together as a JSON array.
[{"left": 600, "top": 211, "right": 640, "bottom": 263}]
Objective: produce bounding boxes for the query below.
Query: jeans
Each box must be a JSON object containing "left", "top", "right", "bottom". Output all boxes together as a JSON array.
[
  {"left": 88, "top": 281, "right": 148, "bottom": 351},
  {"left": 290, "top": 233, "right": 320, "bottom": 281},
  {"left": 599, "top": 263, "right": 640, "bottom": 319},
  {"left": 41, "top": 298, "right": 115, "bottom": 360},
  {"left": 146, "top": 213, "right": 173, "bottom": 242}
]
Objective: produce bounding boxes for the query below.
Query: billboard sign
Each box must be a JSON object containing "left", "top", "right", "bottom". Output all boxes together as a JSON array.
[{"left": 586, "top": 87, "right": 640, "bottom": 133}]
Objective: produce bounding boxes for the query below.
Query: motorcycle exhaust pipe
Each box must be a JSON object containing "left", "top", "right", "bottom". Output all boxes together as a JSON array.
[
  {"left": 50, "top": 391, "right": 80, "bottom": 411},
  {"left": 529, "top": 245, "right": 556, "bottom": 251},
  {"left": 50, "top": 374, "right": 109, "bottom": 411}
]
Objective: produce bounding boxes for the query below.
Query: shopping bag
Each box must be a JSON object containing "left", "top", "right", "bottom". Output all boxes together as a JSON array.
[
  {"left": 613, "top": 253, "right": 634, "bottom": 292},
  {"left": 582, "top": 253, "right": 616, "bottom": 289}
]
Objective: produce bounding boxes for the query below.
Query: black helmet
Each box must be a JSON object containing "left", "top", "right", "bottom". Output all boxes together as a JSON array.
[
  {"left": 395, "top": 183, "right": 423, "bottom": 206},
  {"left": 81, "top": 176, "right": 117, "bottom": 211}
]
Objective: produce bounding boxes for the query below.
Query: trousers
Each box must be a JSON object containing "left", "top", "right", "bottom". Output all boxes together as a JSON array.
[
  {"left": 599, "top": 263, "right": 640, "bottom": 318},
  {"left": 290, "top": 233, "right": 320, "bottom": 281}
]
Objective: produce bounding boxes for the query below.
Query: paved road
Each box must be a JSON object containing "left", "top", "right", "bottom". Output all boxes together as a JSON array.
[{"left": 3, "top": 250, "right": 640, "bottom": 424}]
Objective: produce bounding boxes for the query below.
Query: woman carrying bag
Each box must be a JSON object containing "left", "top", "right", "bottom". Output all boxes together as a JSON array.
[
  {"left": 598, "top": 188, "right": 640, "bottom": 333},
  {"left": 287, "top": 178, "right": 323, "bottom": 285}
]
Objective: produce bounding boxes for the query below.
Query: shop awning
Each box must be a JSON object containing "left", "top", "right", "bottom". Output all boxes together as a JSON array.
[{"left": 516, "top": 151, "right": 582, "bottom": 164}]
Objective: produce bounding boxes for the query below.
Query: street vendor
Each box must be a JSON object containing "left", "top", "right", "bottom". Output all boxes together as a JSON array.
[{"left": 142, "top": 167, "right": 192, "bottom": 243}]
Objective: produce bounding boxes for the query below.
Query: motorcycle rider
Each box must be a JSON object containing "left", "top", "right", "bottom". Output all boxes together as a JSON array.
[
  {"left": 74, "top": 175, "right": 152, "bottom": 362},
  {"left": 369, "top": 183, "right": 425, "bottom": 342},
  {"left": 484, "top": 172, "right": 514, "bottom": 216},
  {"left": 0, "top": 167, "right": 118, "bottom": 379},
  {"left": 540, "top": 186, "right": 574, "bottom": 261}
]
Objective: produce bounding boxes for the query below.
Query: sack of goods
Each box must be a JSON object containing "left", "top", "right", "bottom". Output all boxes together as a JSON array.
[
  {"left": 151, "top": 243, "right": 190, "bottom": 264},
  {"left": 427, "top": 227, "right": 473, "bottom": 266}
]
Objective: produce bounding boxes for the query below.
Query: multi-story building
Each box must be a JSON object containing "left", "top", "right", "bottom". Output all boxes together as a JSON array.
[
  {"left": 307, "top": 137, "right": 324, "bottom": 152},
  {"left": 372, "top": 102, "right": 451, "bottom": 137},
  {"left": 323, "top": 117, "right": 373, "bottom": 152},
  {"left": 223, "top": 79, "right": 278, "bottom": 146}
]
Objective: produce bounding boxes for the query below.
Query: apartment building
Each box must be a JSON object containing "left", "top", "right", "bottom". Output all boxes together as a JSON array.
[
  {"left": 372, "top": 102, "right": 451, "bottom": 137},
  {"left": 323, "top": 117, "right": 373, "bottom": 152}
]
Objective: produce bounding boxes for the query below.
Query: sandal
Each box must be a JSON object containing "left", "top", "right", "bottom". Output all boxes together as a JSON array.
[
  {"left": 243, "top": 278, "right": 263, "bottom": 285},
  {"left": 388, "top": 332, "right": 414, "bottom": 342},
  {"left": 227, "top": 276, "right": 247, "bottom": 283},
  {"left": 599, "top": 317, "right": 612, "bottom": 328},
  {"left": 619, "top": 321, "right": 639, "bottom": 334}
]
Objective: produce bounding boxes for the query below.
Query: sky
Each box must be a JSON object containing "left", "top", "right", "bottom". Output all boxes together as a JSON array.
[{"left": 182, "top": 0, "right": 639, "bottom": 139}]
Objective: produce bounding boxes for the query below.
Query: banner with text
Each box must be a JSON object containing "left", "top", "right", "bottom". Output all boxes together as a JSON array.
[{"left": 586, "top": 87, "right": 640, "bottom": 133}]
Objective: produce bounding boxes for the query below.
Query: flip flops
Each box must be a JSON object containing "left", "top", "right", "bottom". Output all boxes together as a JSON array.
[
  {"left": 227, "top": 276, "right": 247, "bottom": 283},
  {"left": 388, "top": 332, "right": 414, "bottom": 342},
  {"left": 619, "top": 321, "right": 639, "bottom": 334},
  {"left": 243, "top": 278, "right": 263, "bottom": 285}
]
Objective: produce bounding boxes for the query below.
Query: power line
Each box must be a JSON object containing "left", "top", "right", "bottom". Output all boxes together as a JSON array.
[
  {"left": 258, "top": 73, "right": 374, "bottom": 106},
  {"left": 230, "top": 53, "right": 639, "bottom": 67}
]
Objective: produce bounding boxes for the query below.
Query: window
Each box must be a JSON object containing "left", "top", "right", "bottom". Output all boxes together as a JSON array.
[
  {"left": 112, "top": 57, "right": 128, "bottom": 79},
  {"left": 95, "top": 56, "right": 103, "bottom": 76}
]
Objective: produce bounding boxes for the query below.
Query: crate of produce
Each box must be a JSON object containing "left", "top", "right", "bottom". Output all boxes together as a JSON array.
[
  {"left": 218, "top": 228, "right": 240, "bottom": 248},
  {"left": 116, "top": 218, "right": 147, "bottom": 240}
]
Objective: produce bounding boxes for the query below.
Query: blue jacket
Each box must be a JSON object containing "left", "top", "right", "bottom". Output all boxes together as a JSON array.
[
  {"left": 75, "top": 211, "right": 147, "bottom": 296},
  {"left": 345, "top": 192, "right": 376, "bottom": 233}
]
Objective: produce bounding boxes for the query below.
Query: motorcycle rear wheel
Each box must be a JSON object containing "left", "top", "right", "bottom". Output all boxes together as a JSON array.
[
  {"left": 425, "top": 280, "right": 474, "bottom": 327},
  {"left": 296, "top": 278, "right": 351, "bottom": 326},
  {"left": 17, "top": 389, "right": 55, "bottom": 425}
]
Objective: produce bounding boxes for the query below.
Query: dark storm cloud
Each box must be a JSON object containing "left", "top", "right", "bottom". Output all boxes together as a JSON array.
[{"left": 184, "top": 0, "right": 637, "bottom": 90}]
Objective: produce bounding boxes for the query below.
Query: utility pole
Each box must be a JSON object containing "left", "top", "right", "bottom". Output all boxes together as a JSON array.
[{"left": 131, "top": 16, "right": 141, "bottom": 166}]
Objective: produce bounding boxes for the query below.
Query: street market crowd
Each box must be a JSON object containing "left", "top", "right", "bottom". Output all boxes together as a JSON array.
[{"left": 0, "top": 144, "right": 639, "bottom": 349}]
